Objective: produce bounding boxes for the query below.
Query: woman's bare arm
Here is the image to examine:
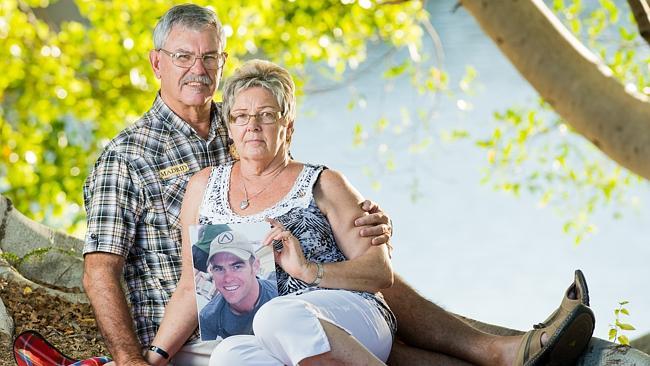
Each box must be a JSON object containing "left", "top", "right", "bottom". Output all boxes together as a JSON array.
[{"left": 310, "top": 169, "right": 393, "bottom": 292}]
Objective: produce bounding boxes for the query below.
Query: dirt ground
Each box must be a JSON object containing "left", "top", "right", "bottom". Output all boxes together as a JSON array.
[{"left": 0, "top": 279, "right": 109, "bottom": 364}]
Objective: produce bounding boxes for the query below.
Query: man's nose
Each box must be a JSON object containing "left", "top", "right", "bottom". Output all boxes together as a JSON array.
[
  {"left": 190, "top": 56, "right": 208, "bottom": 74},
  {"left": 222, "top": 269, "right": 234, "bottom": 281}
]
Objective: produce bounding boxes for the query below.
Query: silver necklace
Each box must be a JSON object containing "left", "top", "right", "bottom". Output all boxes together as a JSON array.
[{"left": 239, "top": 163, "right": 288, "bottom": 210}]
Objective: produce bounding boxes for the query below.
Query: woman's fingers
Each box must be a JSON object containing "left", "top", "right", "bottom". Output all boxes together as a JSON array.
[
  {"left": 263, "top": 226, "right": 295, "bottom": 256},
  {"left": 273, "top": 229, "right": 294, "bottom": 242},
  {"left": 263, "top": 219, "right": 286, "bottom": 244},
  {"left": 266, "top": 217, "right": 285, "bottom": 230},
  {"left": 260, "top": 220, "right": 310, "bottom": 279},
  {"left": 263, "top": 226, "right": 284, "bottom": 246},
  {"left": 264, "top": 218, "right": 288, "bottom": 246}
]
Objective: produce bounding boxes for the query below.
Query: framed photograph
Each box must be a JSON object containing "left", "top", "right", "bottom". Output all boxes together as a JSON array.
[{"left": 190, "top": 222, "right": 279, "bottom": 341}]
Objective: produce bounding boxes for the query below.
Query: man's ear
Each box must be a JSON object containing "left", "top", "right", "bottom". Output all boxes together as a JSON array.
[
  {"left": 252, "top": 258, "right": 261, "bottom": 273},
  {"left": 149, "top": 50, "right": 162, "bottom": 79}
]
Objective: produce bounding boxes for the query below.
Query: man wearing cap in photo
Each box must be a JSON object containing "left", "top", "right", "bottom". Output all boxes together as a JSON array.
[{"left": 198, "top": 230, "right": 278, "bottom": 341}]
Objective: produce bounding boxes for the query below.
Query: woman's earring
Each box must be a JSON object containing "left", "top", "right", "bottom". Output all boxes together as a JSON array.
[{"left": 229, "top": 145, "right": 239, "bottom": 160}]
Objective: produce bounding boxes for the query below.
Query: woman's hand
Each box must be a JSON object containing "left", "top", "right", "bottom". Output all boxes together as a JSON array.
[{"left": 264, "top": 218, "right": 313, "bottom": 282}]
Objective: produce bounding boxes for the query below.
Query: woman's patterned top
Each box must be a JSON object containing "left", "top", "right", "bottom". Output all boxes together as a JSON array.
[{"left": 198, "top": 162, "right": 396, "bottom": 335}]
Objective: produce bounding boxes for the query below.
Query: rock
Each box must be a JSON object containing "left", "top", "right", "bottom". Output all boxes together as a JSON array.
[
  {"left": 632, "top": 332, "right": 650, "bottom": 355},
  {"left": 578, "top": 338, "right": 650, "bottom": 365}
]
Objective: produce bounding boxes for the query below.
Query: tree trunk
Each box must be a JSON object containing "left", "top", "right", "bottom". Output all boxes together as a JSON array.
[
  {"left": 0, "top": 195, "right": 84, "bottom": 290},
  {"left": 0, "top": 295, "right": 12, "bottom": 346},
  {"left": 460, "top": 0, "right": 650, "bottom": 180}
]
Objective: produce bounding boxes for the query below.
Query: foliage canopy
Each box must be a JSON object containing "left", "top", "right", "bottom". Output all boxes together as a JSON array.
[
  {"left": 0, "top": 0, "right": 426, "bottom": 233},
  {"left": 1, "top": 0, "right": 646, "bottom": 242}
]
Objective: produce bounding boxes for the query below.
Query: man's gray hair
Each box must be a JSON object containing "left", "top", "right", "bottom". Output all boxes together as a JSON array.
[
  {"left": 221, "top": 59, "right": 296, "bottom": 125},
  {"left": 153, "top": 4, "right": 226, "bottom": 51}
]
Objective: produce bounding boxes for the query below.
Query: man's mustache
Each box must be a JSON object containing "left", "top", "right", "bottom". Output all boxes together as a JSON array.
[{"left": 180, "top": 74, "right": 212, "bottom": 86}]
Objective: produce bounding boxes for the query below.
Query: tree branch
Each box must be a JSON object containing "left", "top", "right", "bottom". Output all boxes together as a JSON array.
[
  {"left": 461, "top": 0, "right": 650, "bottom": 180},
  {"left": 627, "top": 0, "right": 650, "bottom": 47}
]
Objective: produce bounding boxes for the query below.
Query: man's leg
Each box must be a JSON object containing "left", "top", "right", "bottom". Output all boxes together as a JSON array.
[
  {"left": 388, "top": 342, "right": 475, "bottom": 366},
  {"left": 382, "top": 274, "right": 521, "bottom": 366}
]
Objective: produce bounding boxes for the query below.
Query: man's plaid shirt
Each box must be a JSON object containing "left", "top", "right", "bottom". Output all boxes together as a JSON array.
[{"left": 83, "top": 95, "right": 232, "bottom": 346}]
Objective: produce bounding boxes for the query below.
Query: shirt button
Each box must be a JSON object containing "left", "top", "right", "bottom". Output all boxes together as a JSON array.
[{"left": 90, "top": 233, "right": 98, "bottom": 240}]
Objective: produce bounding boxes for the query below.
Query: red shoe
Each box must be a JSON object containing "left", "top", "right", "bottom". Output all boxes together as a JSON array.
[{"left": 14, "top": 330, "right": 111, "bottom": 366}]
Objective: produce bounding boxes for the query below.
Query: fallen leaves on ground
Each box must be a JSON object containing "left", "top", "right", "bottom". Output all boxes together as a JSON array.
[{"left": 0, "top": 279, "right": 109, "bottom": 364}]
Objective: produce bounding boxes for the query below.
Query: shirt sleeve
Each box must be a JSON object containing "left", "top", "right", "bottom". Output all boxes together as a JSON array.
[{"left": 83, "top": 150, "right": 143, "bottom": 258}]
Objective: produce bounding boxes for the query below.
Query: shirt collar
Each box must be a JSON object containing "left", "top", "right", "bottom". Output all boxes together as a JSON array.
[{"left": 151, "top": 93, "right": 221, "bottom": 142}]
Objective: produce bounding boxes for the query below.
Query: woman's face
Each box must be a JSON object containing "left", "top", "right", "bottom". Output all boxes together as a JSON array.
[{"left": 228, "top": 86, "right": 292, "bottom": 162}]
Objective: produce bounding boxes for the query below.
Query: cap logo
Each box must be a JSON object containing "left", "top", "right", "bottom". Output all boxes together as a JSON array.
[{"left": 217, "top": 231, "right": 234, "bottom": 244}]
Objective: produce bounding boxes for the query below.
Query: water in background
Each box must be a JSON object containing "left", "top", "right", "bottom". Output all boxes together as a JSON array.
[{"left": 290, "top": 1, "right": 650, "bottom": 339}]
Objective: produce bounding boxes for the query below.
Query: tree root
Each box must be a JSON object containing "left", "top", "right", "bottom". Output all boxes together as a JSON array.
[{"left": 0, "top": 256, "right": 88, "bottom": 304}]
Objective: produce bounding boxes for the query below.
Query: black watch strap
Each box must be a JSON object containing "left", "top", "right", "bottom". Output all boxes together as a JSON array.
[{"left": 148, "top": 345, "right": 170, "bottom": 359}]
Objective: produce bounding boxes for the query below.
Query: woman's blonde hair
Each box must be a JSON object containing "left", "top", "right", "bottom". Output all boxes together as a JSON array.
[{"left": 221, "top": 59, "right": 296, "bottom": 125}]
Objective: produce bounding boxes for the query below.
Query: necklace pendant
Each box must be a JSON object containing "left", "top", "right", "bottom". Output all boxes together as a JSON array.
[{"left": 240, "top": 199, "right": 250, "bottom": 210}]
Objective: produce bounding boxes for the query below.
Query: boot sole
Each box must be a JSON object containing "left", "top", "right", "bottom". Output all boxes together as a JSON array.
[{"left": 546, "top": 307, "right": 595, "bottom": 366}]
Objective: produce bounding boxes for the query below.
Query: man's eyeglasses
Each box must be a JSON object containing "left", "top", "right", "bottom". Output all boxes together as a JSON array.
[
  {"left": 157, "top": 49, "right": 227, "bottom": 70},
  {"left": 229, "top": 111, "right": 283, "bottom": 126}
]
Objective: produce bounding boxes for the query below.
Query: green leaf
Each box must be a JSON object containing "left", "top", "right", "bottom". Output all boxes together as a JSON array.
[
  {"left": 615, "top": 321, "right": 636, "bottom": 330},
  {"left": 374, "top": 117, "right": 389, "bottom": 132},
  {"left": 475, "top": 140, "right": 493, "bottom": 148},
  {"left": 352, "top": 122, "right": 365, "bottom": 147},
  {"left": 383, "top": 60, "right": 409, "bottom": 79},
  {"left": 608, "top": 328, "right": 617, "bottom": 340},
  {"left": 620, "top": 323, "right": 636, "bottom": 330},
  {"left": 618, "top": 335, "right": 630, "bottom": 346}
]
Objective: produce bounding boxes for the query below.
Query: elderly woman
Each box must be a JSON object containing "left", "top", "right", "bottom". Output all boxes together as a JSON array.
[{"left": 149, "top": 59, "right": 395, "bottom": 365}]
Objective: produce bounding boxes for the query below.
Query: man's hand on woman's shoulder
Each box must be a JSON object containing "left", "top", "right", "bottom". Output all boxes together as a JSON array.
[{"left": 356, "top": 199, "right": 393, "bottom": 247}]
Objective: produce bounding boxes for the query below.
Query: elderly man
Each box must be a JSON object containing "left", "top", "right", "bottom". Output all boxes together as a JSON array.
[
  {"left": 83, "top": 4, "right": 593, "bottom": 366},
  {"left": 198, "top": 231, "right": 277, "bottom": 341}
]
